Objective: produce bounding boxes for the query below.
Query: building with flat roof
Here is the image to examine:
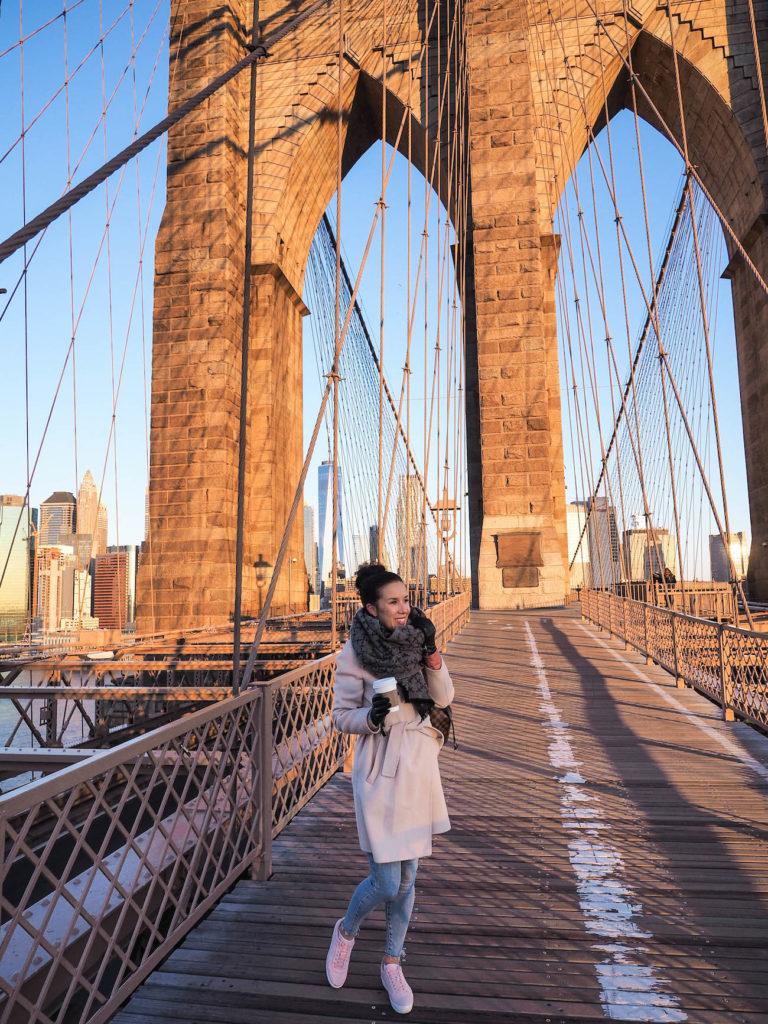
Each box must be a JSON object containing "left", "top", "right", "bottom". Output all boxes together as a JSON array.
[
  {"left": 36, "top": 545, "right": 75, "bottom": 633},
  {"left": 0, "top": 495, "right": 30, "bottom": 640},
  {"left": 93, "top": 550, "right": 130, "bottom": 629},
  {"left": 622, "top": 527, "right": 677, "bottom": 581},
  {"left": 709, "top": 532, "right": 749, "bottom": 581},
  {"left": 317, "top": 461, "right": 345, "bottom": 594},
  {"left": 39, "top": 492, "right": 76, "bottom": 546},
  {"left": 566, "top": 500, "right": 590, "bottom": 589},
  {"left": 107, "top": 545, "right": 138, "bottom": 623},
  {"left": 303, "top": 505, "right": 318, "bottom": 594},
  {"left": 586, "top": 497, "right": 620, "bottom": 588},
  {"left": 396, "top": 474, "right": 423, "bottom": 583}
]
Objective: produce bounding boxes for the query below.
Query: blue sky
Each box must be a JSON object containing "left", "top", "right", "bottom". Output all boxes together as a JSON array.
[{"left": 0, "top": 1, "right": 751, "bottom": 564}]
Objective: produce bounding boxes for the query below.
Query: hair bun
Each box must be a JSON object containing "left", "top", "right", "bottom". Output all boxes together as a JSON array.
[
  {"left": 355, "top": 562, "right": 403, "bottom": 605},
  {"left": 354, "top": 562, "right": 388, "bottom": 595}
]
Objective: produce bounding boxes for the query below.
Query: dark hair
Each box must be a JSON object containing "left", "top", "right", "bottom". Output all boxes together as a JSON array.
[{"left": 355, "top": 562, "right": 403, "bottom": 607}]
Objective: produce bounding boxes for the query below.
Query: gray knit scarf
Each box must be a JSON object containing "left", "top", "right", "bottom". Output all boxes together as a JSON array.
[{"left": 350, "top": 609, "right": 431, "bottom": 704}]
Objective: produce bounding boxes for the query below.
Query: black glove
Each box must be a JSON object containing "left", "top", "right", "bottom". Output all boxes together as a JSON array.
[
  {"left": 409, "top": 607, "right": 437, "bottom": 656},
  {"left": 368, "top": 693, "right": 391, "bottom": 730}
]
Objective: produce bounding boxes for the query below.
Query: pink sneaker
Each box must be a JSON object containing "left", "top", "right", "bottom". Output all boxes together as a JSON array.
[
  {"left": 381, "top": 962, "right": 414, "bottom": 1014},
  {"left": 325, "top": 919, "right": 355, "bottom": 988}
]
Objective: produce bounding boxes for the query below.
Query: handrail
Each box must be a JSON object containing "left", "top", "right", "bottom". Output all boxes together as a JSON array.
[
  {"left": 580, "top": 588, "right": 768, "bottom": 730},
  {"left": 0, "top": 593, "right": 470, "bottom": 1024}
]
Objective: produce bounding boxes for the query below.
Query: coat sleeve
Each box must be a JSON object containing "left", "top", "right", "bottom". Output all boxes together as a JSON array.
[
  {"left": 332, "top": 662, "right": 379, "bottom": 736},
  {"left": 426, "top": 658, "right": 455, "bottom": 708}
]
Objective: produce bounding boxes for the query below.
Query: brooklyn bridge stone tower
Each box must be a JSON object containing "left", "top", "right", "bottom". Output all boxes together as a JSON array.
[{"left": 139, "top": 0, "right": 768, "bottom": 629}]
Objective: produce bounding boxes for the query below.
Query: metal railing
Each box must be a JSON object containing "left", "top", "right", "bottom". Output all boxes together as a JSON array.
[
  {"left": 580, "top": 588, "right": 768, "bottom": 729},
  {"left": 0, "top": 591, "right": 471, "bottom": 1024},
  {"left": 612, "top": 579, "right": 738, "bottom": 622}
]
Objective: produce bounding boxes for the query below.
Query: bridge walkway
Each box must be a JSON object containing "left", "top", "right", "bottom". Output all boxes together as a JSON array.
[{"left": 114, "top": 609, "right": 768, "bottom": 1023}]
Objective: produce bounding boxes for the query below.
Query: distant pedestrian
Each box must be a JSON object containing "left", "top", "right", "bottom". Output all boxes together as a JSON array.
[{"left": 325, "top": 562, "right": 454, "bottom": 1014}]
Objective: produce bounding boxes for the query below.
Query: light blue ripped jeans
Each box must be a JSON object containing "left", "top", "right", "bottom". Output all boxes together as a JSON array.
[{"left": 341, "top": 853, "right": 419, "bottom": 958}]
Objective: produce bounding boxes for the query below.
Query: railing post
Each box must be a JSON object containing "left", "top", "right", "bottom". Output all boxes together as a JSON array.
[
  {"left": 671, "top": 613, "right": 685, "bottom": 688},
  {"left": 622, "top": 598, "right": 629, "bottom": 650},
  {"left": 718, "top": 625, "right": 735, "bottom": 722},
  {"left": 608, "top": 593, "right": 613, "bottom": 636},
  {"left": 643, "top": 602, "right": 652, "bottom": 664},
  {"left": 251, "top": 682, "right": 274, "bottom": 880}
]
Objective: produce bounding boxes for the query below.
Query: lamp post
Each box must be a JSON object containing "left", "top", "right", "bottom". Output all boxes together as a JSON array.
[
  {"left": 254, "top": 553, "right": 271, "bottom": 617},
  {"left": 287, "top": 557, "right": 297, "bottom": 614}
]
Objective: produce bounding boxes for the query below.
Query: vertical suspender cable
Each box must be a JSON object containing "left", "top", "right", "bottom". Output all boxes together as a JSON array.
[
  {"left": 745, "top": 0, "right": 768, "bottom": 156},
  {"left": 663, "top": 0, "right": 740, "bottom": 596},
  {"left": 19, "top": 1, "right": 33, "bottom": 640},
  {"left": 377, "top": 0, "right": 387, "bottom": 562},
  {"left": 405, "top": 2, "right": 413, "bottom": 591},
  {"left": 233, "top": 0, "right": 262, "bottom": 694},
  {"left": 331, "top": 0, "right": 345, "bottom": 647}
]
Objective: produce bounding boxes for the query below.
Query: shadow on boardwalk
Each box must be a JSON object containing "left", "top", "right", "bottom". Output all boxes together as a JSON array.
[{"left": 114, "top": 609, "right": 768, "bottom": 1023}]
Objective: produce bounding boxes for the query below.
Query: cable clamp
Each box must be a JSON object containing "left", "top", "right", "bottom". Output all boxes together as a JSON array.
[{"left": 245, "top": 42, "right": 269, "bottom": 58}]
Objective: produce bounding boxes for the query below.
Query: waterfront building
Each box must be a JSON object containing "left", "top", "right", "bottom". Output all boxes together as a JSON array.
[{"left": 0, "top": 495, "right": 30, "bottom": 640}]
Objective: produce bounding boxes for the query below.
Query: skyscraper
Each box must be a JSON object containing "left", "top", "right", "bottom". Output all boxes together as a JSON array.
[
  {"left": 303, "top": 505, "right": 317, "bottom": 593},
  {"left": 39, "top": 492, "right": 76, "bottom": 546},
  {"left": 317, "top": 461, "right": 345, "bottom": 592},
  {"left": 107, "top": 545, "right": 138, "bottom": 623},
  {"left": 586, "top": 496, "right": 620, "bottom": 588},
  {"left": 566, "top": 500, "right": 590, "bottom": 589},
  {"left": 709, "top": 532, "right": 749, "bottom": 581},
  {"left": 348, "top": 534, "right": 369, "bottom": 577},
  {"left": 59, "top": 532, "right": 95, "bottom": 572},
  {"left": 0, "top": 495, "right": 30, "bottom": 640},
  {"left": 396, "top": 475, "right": 423, "bottom": 581},
  {"left": 367, "top": 525, "right": 392, "bottom": 571},
  {"left": 77, "top": 470, "right": 99, "bottom": 538},
  {"left": 28, "top": 506, "right": 38, "bottom": 621},
  {"left": 36, "top": 545, "right": 75, "bottom": 633},
  {"left": 622, "top": 527, "right": 677, "bottom": 580},
  {"left": 95, "top": 503, "right": 108, "bottom": 555},
  {"left": 93, "top": 550, "right": 130, "bottom": 629},
  {"left": 76, "top": 469, "right": 108, "bottom": 556}
]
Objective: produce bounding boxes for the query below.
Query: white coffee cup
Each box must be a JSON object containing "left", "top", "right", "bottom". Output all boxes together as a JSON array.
[{"left": 372, "top": 676, "right": 400, "bottom": 713}]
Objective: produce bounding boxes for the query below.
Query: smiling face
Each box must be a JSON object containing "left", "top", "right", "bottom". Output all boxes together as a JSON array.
[{"left": 366, "top": 579, "right": 411, "bottom": 631}]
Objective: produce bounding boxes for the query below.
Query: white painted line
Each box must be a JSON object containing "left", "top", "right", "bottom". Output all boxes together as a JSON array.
[
  {"left": 524, "top": 620, "right": 686, "bottom": 1023},
  {"left": 580, "top": 624, "right": 768, "bottom": 785}
]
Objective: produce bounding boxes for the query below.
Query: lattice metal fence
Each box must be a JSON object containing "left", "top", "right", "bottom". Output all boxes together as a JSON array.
[
  {"left": 580, "top": 589, "right": 768, "bottom": 728},
  {"left": 0, "top": 591, "right": 471, "bottom": 1024}
]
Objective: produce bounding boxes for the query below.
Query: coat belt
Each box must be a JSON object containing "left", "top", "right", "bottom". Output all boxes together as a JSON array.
[{"left": 381, "top": 721, "right": 405, "bottom": 778}]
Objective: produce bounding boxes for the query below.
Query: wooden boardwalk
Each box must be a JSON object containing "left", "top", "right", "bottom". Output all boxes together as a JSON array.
[{"left": 114, "top": 610, "right": 768, "bottom": 1023}]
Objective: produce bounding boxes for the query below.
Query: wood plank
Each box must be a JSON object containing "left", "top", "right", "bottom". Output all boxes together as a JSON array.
[{"left": 115, "top": 610, "right": 768, "bottom": 1023}]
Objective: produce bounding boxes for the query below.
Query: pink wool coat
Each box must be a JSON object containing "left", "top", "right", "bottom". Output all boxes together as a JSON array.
[{"left": 332, "top": 639, "right": 455, "bottom": 863}]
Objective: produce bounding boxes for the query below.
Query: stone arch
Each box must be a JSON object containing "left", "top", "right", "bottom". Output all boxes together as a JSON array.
[
  {"left": 462, "top": 0, "right": 768, "bottom": 610},
  {"left": 540, "top": 15, "right": 768, "bottom": 597},
  {"left": 138, "top": 0, "right": 457, "bottom": 629}
]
